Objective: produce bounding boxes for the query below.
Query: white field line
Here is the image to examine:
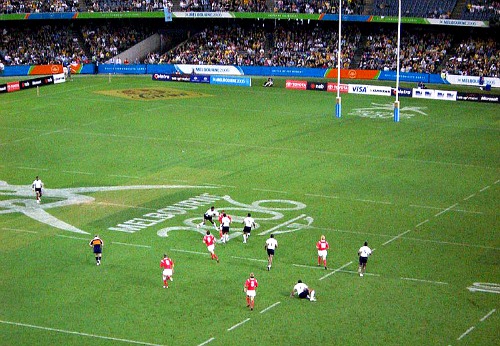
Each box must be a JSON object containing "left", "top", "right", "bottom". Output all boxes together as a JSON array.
[
  {"left": 402, "top": 237, "right": 500, "bottom": 251},
  {"left": 339, "top": 269, "right": 380, "bottom": 277},
  {"left": 197, "top": 337, "right": 215, "bottom": 346},
  {"left": 434, "top": 203, "right": 458, "bottom": 217},
  {"left": 16, "top": 166, "right": 50, "bottom": 171},
  {"left": 0, "top": 320, "right": 165, "bottom": 346},
  {"left": 56, "top": 235, "right": 151, "bottom": 248},
  {"left": 252, "top": 188, "right": 288, "bottom": 194},
  {"left": 457, "top": 326, "right": 475, "bottom": 341},
  {"left": 400, "top": 277, "right": 449, "bottom": 285},
  {"left": 2, "top": 227, "right": 38, "bottom": 234},
  {"left": 463, "top": 194, "right": 476, "bottom": 201},
  {"left": 56, "top": 234, "right": 89, "bottom": 241},
  {"left": 111, "top": 241, "right": 151, "bottom": 249},
  {"left": 415, "top": 219, "right": 430, "bottom": 228},
  {"left": 97, "top": 202, "right": 157, "bottom": 211},
  {"left": 259, "top": 301, "right": 281, "bottom": 314},
  {"left": 382, "top": 230, "right": 412, "bottom": 246},
  {"left": 61, "top": 170, "right": 95, "bottom": 175},
  {"left": 305, "top": 193, "right": 391, "bottom": 205},
  {"left": 479, "top": 186, "right": 491, "bottom": 192},
  {"left": 109, "top": 174, "right": 141, "bottom": 179},
  {"left": 170, "top": 248, "right": 209, "bottom": 256},
  {"left": 258, "top": 214, "right": 306, "bottom": 236},
  {"left": 311, "top": 226, "right": 394, "bottom": 238},
  {"left": 410, "top": 204, "right": 483, "bottom": 215},
  {"left": 480, "top": 309, "right": 496, "bottom": 322},
  {"left": 231, "top": 256, "right": 268, "bottom": 263},
  {"left": 227, "top": 318, "right": 250, "bottom": 332},
  {"left": 293, "top": 264, "right": 325, "bottom": 270},
  {"left": 319, "top": 261, "right": 353, "bottom": 281},
  {"left": 305, "top": 193, "right": 339, "bottom": 199}
]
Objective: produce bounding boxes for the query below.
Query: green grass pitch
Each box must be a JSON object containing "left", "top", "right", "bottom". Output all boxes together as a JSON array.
[{"left": 0, "top": 75, "right": 499, "bottom": 345}]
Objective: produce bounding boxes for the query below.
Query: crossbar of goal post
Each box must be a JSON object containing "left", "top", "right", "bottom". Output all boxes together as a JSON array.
[
  {"left": 394, "top": 0, "right": 402, "bottom": 122},
  {"left": 335, "top": 0, "right": 342, "bottom": 118}
]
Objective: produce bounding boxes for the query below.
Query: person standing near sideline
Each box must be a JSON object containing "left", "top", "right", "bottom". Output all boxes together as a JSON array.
[
  {"left": 316, "top": 235, "right": 330, "bottom": 269},
  {"left": 244, "top": 272, "right": 258, "bottom": 311},
  {"left": 358, "top": 241, "right": 372, "bottom": 277},
  {"left": 160, "top": 254, "right": 174, "bottom": 288},
  {"left": 265, "top": 234, "right": 278, "bottom": 271},
  {"left": 89, "top": 235, "right": 103, "bottom": 266},
  {"left": 32, "top": 176, "right": 43, "bottom": 204}
]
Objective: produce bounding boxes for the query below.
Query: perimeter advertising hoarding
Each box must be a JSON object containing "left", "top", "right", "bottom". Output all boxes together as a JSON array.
[
  {"left": 0, "top": 83, "right": 7, "bottom": 93},
  {"left": 456, "top": 92, "right": 500, "bottom": 103},
  {"left": 210, "top": 76, "right": 251, "bottom": 87}
]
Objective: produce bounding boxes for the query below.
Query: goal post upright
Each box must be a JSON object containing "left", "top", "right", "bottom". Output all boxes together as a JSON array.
[
  {"left": 335, "top": 0, "right": 342, "bottom": 118},
  {"left": 394, "top": 0, "right": 402, "bottom": 122}
]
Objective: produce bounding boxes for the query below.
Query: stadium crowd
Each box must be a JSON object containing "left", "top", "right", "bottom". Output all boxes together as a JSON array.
[
  {"left": 272, "top": 0, "right": 364, "bottom": 14},
  {"left": 358, "top": 29, "right": 452, "bottom": 74},
  {"left": 444, "top": 36, "right": 499, "bottom": 77}
]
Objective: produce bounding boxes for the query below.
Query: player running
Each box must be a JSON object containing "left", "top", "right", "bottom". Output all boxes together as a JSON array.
[
  {"left": 197, "top": 206, "right": 219, "bottom": 231},
  {"left": 89, "top": 235, "right": 103, "bottom": 266},
  {"left": 160, "top": 254, "right": 174, "bottom": 288},
  {"left": 203, "top": 230, "right": 219, "bottom": 263},
  {"left": 32, "top": 176, "right": 43, "bottom": 204},
  {"left": 358, "top": 241, "right": 372, "bottom": 277},
  {"left": 242, "top": 213, "right": 256, "bottom": 243},
  {"left": 244, "top": 273, "right": 258, "bottom": 311},
  {"left": 265, "top": 234, "right": 278, "bottom": 271},
  {"left": 220, "top": 213, "right": 231, "bottom": 244}
]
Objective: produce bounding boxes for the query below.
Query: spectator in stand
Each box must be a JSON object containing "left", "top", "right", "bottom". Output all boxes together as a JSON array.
[{"left": 444, "top": 37, "right": 499, "bottom": 77}]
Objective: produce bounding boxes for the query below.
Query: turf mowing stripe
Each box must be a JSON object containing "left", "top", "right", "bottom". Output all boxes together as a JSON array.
[
  {"left": 197, "top": 337, "right": 215, "bottom": 346},
  {"left": 382, "top": 230, "right": 412, "bottom": 246},
  {"left": 227, "top": 318, "right": 250, "bottom": 332},
  {"left": 231, "top": 256, "right": 268, "bottom": 263},
  {"left": 260, "top": 301, "right": 281, "bottom": 314},
  {"left": 400, "top": 277, "right": 449, "bottom": 285},
  {"left": 2, "top": 227, "right": 38, "bottom": 234},
  {"left": 170, "top": 248, "right": 209, "bottom": 256},
  {"left": 109, "top": 174, "right": 141, "bottom": 179},
  {"left": 319, "top": 261, "right": 353, "bottom": 281},
  {"left": 434, "top": 203, "right": 458, "bottom": 217},
  {"left": 0, "top": 320, "right": 165, "bottom": 346},
  {"left": 457, "top": 326, "right": 475, "bottom": 340},
  {"left": 16, "top": 166, "right": 50, "bottom": 171},
  {"left": 479, "top": 309, "right": 496, "bottom": 322},
  {"left": 97, "top": 202, "right": 157, "bottom": 211},
  {"left": 257, "top": 214, "right": 306, "bottom": 236}
]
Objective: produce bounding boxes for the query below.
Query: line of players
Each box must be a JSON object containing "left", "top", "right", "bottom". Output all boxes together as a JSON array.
[{"left": 89, "top": 206, "right": 373, "bottom": 309}]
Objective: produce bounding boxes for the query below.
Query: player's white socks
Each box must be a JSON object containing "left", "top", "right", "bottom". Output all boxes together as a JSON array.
[
  {"left": 310, "top": 290, "right": 315, "bottom": 300},
  {"left": 243, "top": 234, "right": 246, "bottom": 243}
]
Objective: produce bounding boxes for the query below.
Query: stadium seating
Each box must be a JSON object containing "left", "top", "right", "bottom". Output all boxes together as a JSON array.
[
  {"left": 372, "top": 0, "right": 456, "bottom": 18},
  {"left": 461, "top": 0, "right": 500, "bottom": 20}
]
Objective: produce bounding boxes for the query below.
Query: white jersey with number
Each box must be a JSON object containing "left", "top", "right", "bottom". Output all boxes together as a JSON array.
[
  {"left": 293, "top": 282, "right": 308, "bottom": 295},
  {"left": 265, "top": 238, "right": 278, "bottom": 250},
  {"left": 243, "top": 216, "right": 255, "bottom": 227},
  {"left": 358, "top": 246, "right": 372, "bottom": 258}
]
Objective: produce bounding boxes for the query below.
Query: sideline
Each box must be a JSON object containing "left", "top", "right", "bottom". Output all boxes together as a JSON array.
[{"left": 0, "top": 320, "right": 165, "bottom": 346}]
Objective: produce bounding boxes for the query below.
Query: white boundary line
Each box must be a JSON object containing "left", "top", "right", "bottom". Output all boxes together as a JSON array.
[
  {"left": 2, "top": 227, "right": 38, "bottom": 234},
  {"left": 252, "top": 188, "right": 288, "bottom": 194},
  {"left": 382, "top": 230, "right": 412, "bottom": 246},
  {"left": 434, "top": 203, "right": 458, "bottom": 217},
  {"left": 415, "top": 219, "right": 430, "bottom": 227},
  {"left": 227, "top": 318, "right": 250, "bottom": 332},
  {"left": 61, "top": 170, "right": 95, "bottom": 176},
  {"left": 231, "top": 256, "right": 268, "bottom": 263},
  {"left": 319, "top": 261, "right": 353, "bottom": 281},
  {"left": 259, "top": 301, "right": 281, "bottom": 314},
  {"left": 0, "top": 320, "right": 165, "bottom": 346},
  {"left": 56, "top": 234, "right": 89, "bottom": 241},
  {"left": 258, "top": 214, "right": 306, "bottom": 236},
  {"left": 197, "top": 337, "right": 215, "bottom": 346},
  {"left": 479, "top": 309, "right": 496, "bottom": 322},
  {"left": 170, "top": 248, "right": 209, "bottom": 256},
  {"left": 457, "top": 326, "right": 475, "bottom": 340},
  {"left": 400, "top": 277, "right": 448, "bottom": 285},
  {"left": 112, "top": 241, "right": 151, "bottom": 249},
  {"left": 479, "top": 186, "right": 491, "bottom": 192}
]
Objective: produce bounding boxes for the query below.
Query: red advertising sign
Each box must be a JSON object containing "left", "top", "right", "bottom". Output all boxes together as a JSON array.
[
  {"left": 285, "top": 80, "right": 307, "bottom": 90},
  {"left": 327, "top": 83, "right": 349, "bottom": 93},
  {"left": 7, "top": 81, "right": 20, "bottom": 92}
]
